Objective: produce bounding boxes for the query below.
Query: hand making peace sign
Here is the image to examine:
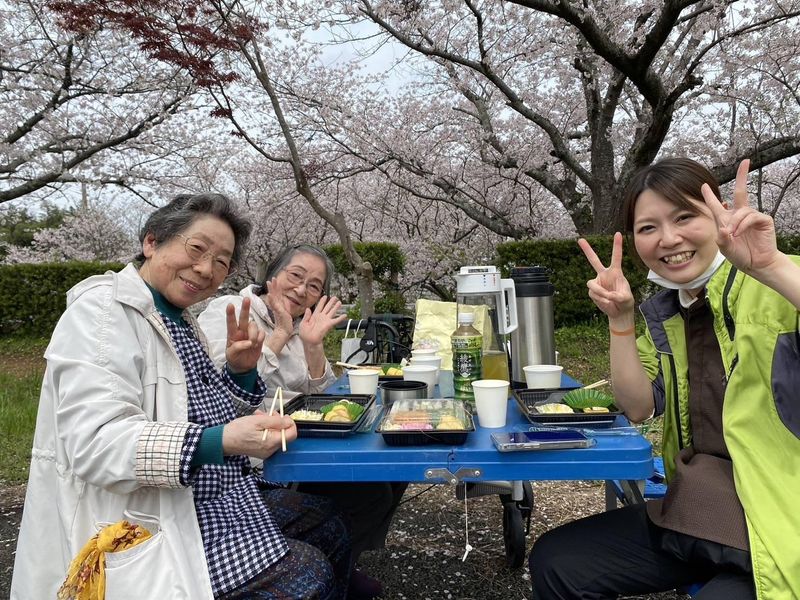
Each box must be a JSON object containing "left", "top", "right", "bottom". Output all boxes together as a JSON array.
[
  {"left": 225, "top": 297, "right": 266, "bottom": 373},
  {"left": 577, "top": 232, "right": 635, "bottom": 320},
  {"left": 701, "top": 159, "right": 780, "bottom": 275}
]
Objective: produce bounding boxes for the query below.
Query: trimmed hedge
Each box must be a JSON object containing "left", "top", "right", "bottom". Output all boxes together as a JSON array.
[
  {"left": 325, "top": 242, "right": 409, "bottom": 314},
  {"left": 3, "top": 234, "right": 799, "bottom": 338},
  {"left": 497, "top": 234, "right": 800, "bottom": 327},
  {"left": 0, "top": 261, "right": 123, "bottom": 336},
  {"left": 496, "top": 236, "right": 652, "bottom": 328},
  {"left": 324, "top": 242, "right": 405, "bottom": 281}
]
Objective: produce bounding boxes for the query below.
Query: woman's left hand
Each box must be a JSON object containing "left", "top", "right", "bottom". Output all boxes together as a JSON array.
[
  {"left": 299, "top": 295, "right": 347, "bottom": 346},
  {"left": 702, "top": 159, "right": 781, "bottom": 274},
  {"left": 225, "top": 297, "right": 266, "bottom": 373}
]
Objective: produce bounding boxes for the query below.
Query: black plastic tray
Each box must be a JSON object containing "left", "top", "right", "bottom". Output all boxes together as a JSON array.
[
  {"left": 357, "top": 363, "right": 403, "bottom": 381},
  {"left": 513, "top": 388, "right": 620, "bottom": 425},
  {"left": 284, "top": 393, "right": 376, "bottom": 437},
  {"left": 376, "top": 412, "right": 475, "bottom": 446}
]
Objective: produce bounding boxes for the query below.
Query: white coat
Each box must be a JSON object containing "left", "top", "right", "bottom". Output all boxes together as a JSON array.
[{"left": 11, "top": 264, "right": 216, "bottom": 599}]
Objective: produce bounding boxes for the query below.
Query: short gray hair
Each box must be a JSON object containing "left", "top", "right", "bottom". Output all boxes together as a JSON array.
[
  {"left": 135, "top": 193, "right": 252, "bottom": 267},
  {"left": 254, "top": 244, "right": 335, "bottom": 297}
]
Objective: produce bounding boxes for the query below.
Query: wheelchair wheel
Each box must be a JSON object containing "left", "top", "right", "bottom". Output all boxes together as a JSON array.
[{"left": 502, "top": 502, "right": 526, "bottom": 569}]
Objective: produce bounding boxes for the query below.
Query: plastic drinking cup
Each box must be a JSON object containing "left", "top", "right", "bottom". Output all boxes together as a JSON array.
[
  {"left": 348, "top": 368, "right": 380, "bottom": 395},
  {"left": 402, "top": 364, "right": 439, "bottom": 398},
  {"left": 523, "top": 364, "right": 563, "bottom": 389},
  {"left": 471, "top": 379, "right": 510, "bottom": 428}
]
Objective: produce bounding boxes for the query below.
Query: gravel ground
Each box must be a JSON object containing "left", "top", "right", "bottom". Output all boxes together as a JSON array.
[{"left": 1, "top": 481, "right": 687, "bottom": 600}]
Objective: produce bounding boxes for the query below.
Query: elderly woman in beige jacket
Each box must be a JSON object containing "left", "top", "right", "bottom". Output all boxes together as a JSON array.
[{"left": 199, "top": 244, "right": 406, "bottom": 599}]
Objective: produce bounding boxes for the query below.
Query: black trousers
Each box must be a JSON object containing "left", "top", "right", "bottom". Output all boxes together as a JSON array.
[
  {"left": 296, "top": 481, "right": 408, "bottom": 560},
  {"left": 529, "top": 503, "right": 755, "bottom": 600}
]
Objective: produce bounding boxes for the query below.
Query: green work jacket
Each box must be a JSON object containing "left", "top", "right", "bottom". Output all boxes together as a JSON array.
[{"left": 636, "top": 259, "right": 800, "bottom": 600}]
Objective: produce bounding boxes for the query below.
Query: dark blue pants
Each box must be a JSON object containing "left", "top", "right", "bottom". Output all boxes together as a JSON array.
[
  {"left": 220, "top": 488, "right": 351, "bottom": 600},
  {"left": 296, "top": 481, "right": 408, "bottom": 559},
  {"left": 529, "top": 503, "right": 754, "bottom": 600}
]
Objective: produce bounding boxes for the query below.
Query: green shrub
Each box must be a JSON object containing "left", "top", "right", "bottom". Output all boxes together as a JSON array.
[
  {"left": 374, "top": 291, "right": 410, "bottom": 315},
  {"left": 0, "top": 261, "right": 123, "bottom": 337},
  {"left": 498, "top": 233, "right": 800, "bottom": 326},
  {"left": 496, "top": 237, "right": 651, "bottom": 327},
  {"left": 325, "top": 242, "right": 407, "bottom": 315},
  {"left": 325, "top": 242, "right": 405, "bottom": 282}
]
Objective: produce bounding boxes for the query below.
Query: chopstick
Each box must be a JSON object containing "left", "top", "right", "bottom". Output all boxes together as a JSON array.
[
  {"left": 263, "top": 386, "right": 287, "bottom": 451},
  {"left": 582, "top": 379, "right": 609, "bottom": 390},
  {"left": 334, "top": 361, "right": 377, "bottom": 370},
  {"left": 278, "top": 387, "right": 286, "bottom": 452}
]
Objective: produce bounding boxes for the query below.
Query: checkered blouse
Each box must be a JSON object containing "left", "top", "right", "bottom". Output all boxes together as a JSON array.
[{"left": 161, "top": 315, "right": 289, "bottom": 596}]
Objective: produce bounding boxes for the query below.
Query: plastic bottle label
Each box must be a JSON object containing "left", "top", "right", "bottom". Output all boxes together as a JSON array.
[{"left": 452, "top": 335, "right": 482, "bottom": 401}]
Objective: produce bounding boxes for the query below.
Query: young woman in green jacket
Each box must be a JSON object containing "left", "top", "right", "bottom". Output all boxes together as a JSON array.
[{"left": 529, "top": 158, "right": 800, "bottom": 599}]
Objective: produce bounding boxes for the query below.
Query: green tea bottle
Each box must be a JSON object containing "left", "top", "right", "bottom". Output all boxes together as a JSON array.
[{"left": 451, "top": 312, "right": 482, "bottom": 405}]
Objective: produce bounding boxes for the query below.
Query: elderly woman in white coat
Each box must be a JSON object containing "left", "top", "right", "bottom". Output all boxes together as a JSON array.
[
  {"left": 11, "top": 196, "right": 351, "bottom": 600},
  {"left": 199, "top": 244, "right": 406, "bottom": 599}
]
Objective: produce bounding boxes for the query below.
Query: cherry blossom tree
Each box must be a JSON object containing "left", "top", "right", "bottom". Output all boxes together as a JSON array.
[
  {"left": 0, "top": 0, "right": 196, "bottom": 205},
  {"left": 338, "top": 0, "right": 800, "bottom": 233},
  {"left": 2, "top": 202, "right": 137, "bottom": 263},
  {"left": 48, "top": 0, "right": 395, "bottom": 313}
]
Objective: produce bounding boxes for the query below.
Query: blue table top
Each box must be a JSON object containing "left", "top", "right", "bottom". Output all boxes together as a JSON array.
[{"left": 265, "top": 372, "right": 653, "bottom": 484}]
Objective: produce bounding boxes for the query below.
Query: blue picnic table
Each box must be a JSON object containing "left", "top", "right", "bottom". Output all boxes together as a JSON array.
[{"left": 265, "top": 372, "right": 654, "bottom": 567}]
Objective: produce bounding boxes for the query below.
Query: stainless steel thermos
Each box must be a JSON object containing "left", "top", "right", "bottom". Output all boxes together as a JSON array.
[{"left": 509, "top": 266, "right": 556, "bottom": 387}]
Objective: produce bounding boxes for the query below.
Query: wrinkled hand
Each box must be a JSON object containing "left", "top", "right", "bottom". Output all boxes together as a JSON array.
[
  {"left": 264, "top": 278, "right": 295, "bottom": 339},
  {"left": 578, "top": 233, "right": 635, "bottom": 320},
  {"left": 225, "top": 297, "right": 266, "bottom": 374},
  {"left": 299, "top": 295, "right": 347, "bottom": 346},
  {"left": 222, "top": 412, "right": 297, "bottom": 459},
  {"left": 701, "top": 159, "right": 780, "bottom": 275}
]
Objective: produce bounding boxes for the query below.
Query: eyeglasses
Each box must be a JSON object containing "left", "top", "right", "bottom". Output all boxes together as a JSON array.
[
  {"left": 177, "top": 235, "right": 236, "bottom": 276},
  {"left": 283, "top": 268, "right": 324, "bottom": 296}
]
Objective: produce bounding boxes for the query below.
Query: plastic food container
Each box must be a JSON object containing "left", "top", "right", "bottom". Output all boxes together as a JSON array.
[
  {"left": 284, "top": 393, "right": 376, "bottom": 437},
  {"left": 512, "top": 388, "right": 620, "bottom": 425},
  {"left": 360, "top": 363, "right": 404, "bottom": 381},
  {"left": 376, "top": 398, "right": 474, "bottom": 446}
]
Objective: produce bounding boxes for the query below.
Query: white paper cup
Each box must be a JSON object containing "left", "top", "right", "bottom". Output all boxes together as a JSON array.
[
  {"left": 523, "top": 364, "right": 563, "bottom": 389},
  {"left": 402, "top": 364, "right": 439, "bottom": 398},
  {"left": 411, "top": 348, "right": 439, "bottom": 358},
  {"left": 471, "top": 379, "right": 510, "bottom": 428},
  {"left": 410, "top": 355, "right": 442, "bottom": 386},
  {"left": 348, "top": 368, "right": 380, "bottom": 395}
]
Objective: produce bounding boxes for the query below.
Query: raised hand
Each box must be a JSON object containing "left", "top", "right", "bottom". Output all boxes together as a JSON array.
[
  {"left": 577, "top": 233, "right": 635, "bottom": 320},
  {"left": 264, "top": 278, "right": 295, "bottom": 338},
  {"left": 222, "top": 412, "right": 297, "bottom": 459},
  {"left": 701, "top": 159, "right": 780, "bottom": 275},
  {"left": 225, "top": 297, "right": 266, "bottom": 373},
  {"left": 299, "top": 295, "right": 347, "bottom": 347}
]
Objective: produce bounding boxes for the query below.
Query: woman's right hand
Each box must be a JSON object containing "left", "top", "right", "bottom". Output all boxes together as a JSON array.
[
  {"left": 577, "top": 233, "right": 635, "bottom": 322},
  {"left": 222, "top": 412, "right": 297, "bottom": 459}
]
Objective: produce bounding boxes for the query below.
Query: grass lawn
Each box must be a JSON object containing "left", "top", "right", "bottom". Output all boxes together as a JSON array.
[
  {"left": 0, "top": 337, "right": 47, "bottom": 484},
  {"left": 0, "top": 321, "right": 662, "bottom": 485}
]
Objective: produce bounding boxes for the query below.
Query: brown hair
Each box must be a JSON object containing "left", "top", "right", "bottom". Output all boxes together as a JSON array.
[{"left": 622, "top": 158, "right": 721, "bottom": 233}]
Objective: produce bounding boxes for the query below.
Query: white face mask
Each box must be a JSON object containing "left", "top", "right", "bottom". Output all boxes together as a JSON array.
[{"left": 647, "top": 251, "right": 726, "bottom": 291}]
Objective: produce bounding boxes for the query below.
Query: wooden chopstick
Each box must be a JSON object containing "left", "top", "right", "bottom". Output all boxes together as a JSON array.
[
  {"left": 278, "top": 387, "right": 286, "bottom": 452},
  {"left": 334, "top": 361, "right": 377, "bottom": 370},
  {"left": 582, "top": 379, "right": 609, "bottom": 390},
  {"left": 261, "top": 387, "right": 286, "bottom": 442}
]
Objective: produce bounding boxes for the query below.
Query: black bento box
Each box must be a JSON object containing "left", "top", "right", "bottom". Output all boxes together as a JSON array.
[
  {"left": 284, "top": 393, "right": 376, "bottom": 437},
  {"left": 513, "top": 388, "right": 620, "bottom": 425}
]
